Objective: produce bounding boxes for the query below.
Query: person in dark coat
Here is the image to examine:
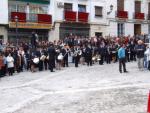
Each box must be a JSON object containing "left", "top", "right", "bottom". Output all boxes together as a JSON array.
[
  {"left": 135, "top": 40, "right": 146, "bottom": 70},
  {"left": 85, "top": 45, "right": 92, "bottom": 66},
  {"left": 35, "top": 48, "right": 43, "bottom": 71},
  {"left": 31, "top": 32, "right": 37, "bottom": 49},
  {"left": 73, "top": 46, "right": 81, "bottom": 67},
  {"left": 129, "top": 41, "right": 136, "bottom": 61},
  {"left": 61, "top": 46, "right": 69, "bottom": 67},
  {"left": 42, "top": 48, "right": 48, "bottom": 70},
  {"left": 48, "top": 44, "right": 56, "bottom": 72},
  {"left": 105, "top": 45, "right": 111, "bottom": 64},
  {"left": 98, "top": 45, "right": 106, "bottom": 65}
]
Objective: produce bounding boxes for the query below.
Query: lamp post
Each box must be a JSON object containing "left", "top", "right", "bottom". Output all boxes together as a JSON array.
[
  {"left": 14, "top": 16, "right": 19, "bottom": 46},
  {"left": 107, "top": 4, "right": 113, "bottom": 15}
]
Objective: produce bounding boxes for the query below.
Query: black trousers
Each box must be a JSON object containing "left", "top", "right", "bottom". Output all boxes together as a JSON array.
[
  {"left": 49, "top": 59, "right": 55, "bottom": 72},
  {"left": 75, "top": 56, "right": 79, "bottom": 67},
  {"left": 130, "top": 52, "right": 136, "bottom": 61},
  {"left": 44, "top": 59, "right": 48, "bottom": 70},
  {"left": 38, "top": 60, "right": 43, "bottom": 71},
  {"left": 86, "top": 57, "right": 92, "bottom": 66},
  {"left": 99, "top": 55, "right": 104, "bottom": 65},
  {"left": 119, "top": 58, "right": 127, "bottom": 72},
  {"left": 63, "top": 57, "right": 68, "bottom": 67},
  {"left": 8, "top": 67, "right": 14, "bottom": 76},
  {"left": 106, "top": 54, "right": 111, "bottom": 64}
]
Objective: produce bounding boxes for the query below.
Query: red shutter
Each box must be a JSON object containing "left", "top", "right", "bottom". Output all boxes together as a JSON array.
[
  {"left": 37, "top": 14, "right": 52, "bottom": 24},
  {"left": 64, "top": 11, "right": 77, "bottom": 22}
]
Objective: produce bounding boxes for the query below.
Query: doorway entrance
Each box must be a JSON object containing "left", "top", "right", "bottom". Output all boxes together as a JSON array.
[{"left": 134, "top": 24, "right": 141, "bottom": 35}]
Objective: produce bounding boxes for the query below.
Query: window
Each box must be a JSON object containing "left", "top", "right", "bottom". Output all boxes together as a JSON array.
[
  {"left": 9, "top": 3, "right": 48, "bottom": 14},
  {"left": 9, "top": 4, "right": 17, "bottom": 13},
  {"left": 78, "top": 5, "right": 86, "bottom": 12},
  {"left": 39, "top": 6, "right": 48, "bottom": 14},
  {"left": 135, "top": 1, "right": 141, "bottom": 13},
  {"left": 30, "top": 5, "right": 39, "bottom": 13},
  {"left": 17, "top": 5, "right": 26, "bottom": 12},
  {"left": 64, "top": 3, "right": 72, "bottom": 11},
  {"left": 95, "top": 6, "right": 103, "bottom": 17},
  {"left": 118, "top": 23, "right": 125, "bottom": 37}
]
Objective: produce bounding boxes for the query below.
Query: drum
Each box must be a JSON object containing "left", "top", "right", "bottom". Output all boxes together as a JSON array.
[
  {"left": 46, "top": 56, "right": 49, "bottom": 60},
  {"left": 40, "top": 55, "right": 46, "bottom": 61},
  {"left": 33, "top": 58, "right": 39, "bottom": 64},
  {"left": 58, "top": 54, "right": 63, "bottom": 60}
]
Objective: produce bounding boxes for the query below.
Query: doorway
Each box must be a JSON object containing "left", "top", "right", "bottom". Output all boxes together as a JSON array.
[
  {"left": 95, "top": 32, "right": 102, "bottom": 37},
  {"left": 134, "top": 24, "right": 141, "bottom": 35}
]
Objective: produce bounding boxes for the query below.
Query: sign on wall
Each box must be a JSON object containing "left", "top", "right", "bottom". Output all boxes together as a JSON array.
[{"left": 9, "top": 22, "right": 52, "bottom": 29}]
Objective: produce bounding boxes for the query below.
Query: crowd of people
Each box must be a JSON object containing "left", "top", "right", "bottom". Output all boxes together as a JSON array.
[{"left": 0, "top": 34, "right": 149, "bottom": 77}]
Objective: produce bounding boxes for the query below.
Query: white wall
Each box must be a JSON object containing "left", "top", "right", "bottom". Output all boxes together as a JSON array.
[
  {"left": 0, "top": 0, "right": 8, "bottom": 24},
  {"left": 125, "top": 23, "right": 134, "bottom": 36},
  {"left": 142, "top": 24, "right": 148, "bottom": 34},
  {"left": 105, "top": 21, "right": 117, "bottom": 37}
]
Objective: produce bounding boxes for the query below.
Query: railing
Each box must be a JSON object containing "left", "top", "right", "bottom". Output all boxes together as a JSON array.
[
  {"left": 134, "top": 12, "right": 145, "bottom": 20},
  {"left": 116, "top": 10, "right": 128, "bottom": 19},
  {"left": 11, "top": 12, "right": 26, "bottom": 22},
  {"left": 78, "top": 12, "right": 89, "bottom": 22},
  {"left": 10, "top": 12, "right": 52, "bottom": 24},
  {"left": 64, "top": 10, "right": 77, "bottom": 22}
]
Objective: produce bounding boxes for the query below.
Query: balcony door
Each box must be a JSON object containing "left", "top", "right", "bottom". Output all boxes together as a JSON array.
[
  {"left": 78, "top": 5, "right": 86, "bottom": 12},
  {"left": 135, "top": 1, "right": 141, "bottom": 13},
  {"left": 134, "top": 24, "right": 141, "bottom": 35},
  {"left": 64, "top": 3, "right": 72, "bottom": 11},
  {"left": 117, "top": 0, "right": 124, "bottom": 11}
]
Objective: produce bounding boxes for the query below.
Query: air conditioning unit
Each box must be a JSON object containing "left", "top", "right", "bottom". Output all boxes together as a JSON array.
[{"left": 57, "top": 2, "right": 64, "bottom": 8}]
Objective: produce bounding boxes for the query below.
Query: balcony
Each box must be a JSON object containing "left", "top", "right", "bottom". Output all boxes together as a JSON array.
[
  {"left": 134, "top": 12, "right": 145, "bottom": 20},
  {"left": 116, "top": 10, "right": 128, "bottom": 19},
  {"left": 38, "top": 14, "right": 52, "bottom": 24},
  {"left": 10, "top": 12, "right": 52, "bottom": 24},
  {"left": 78, "top": 12, "right": 89, "bottom": 22},
  {"left": 11, "top": 12, "right": 26, "bottom": 22},
  {"left": 64, "top": 10, "right": 77, "bottom": 22}
]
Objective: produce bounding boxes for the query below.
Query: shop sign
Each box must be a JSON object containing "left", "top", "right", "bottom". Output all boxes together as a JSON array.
[{"left": 9, "top": 22, "right": 52, "bottom": 29}]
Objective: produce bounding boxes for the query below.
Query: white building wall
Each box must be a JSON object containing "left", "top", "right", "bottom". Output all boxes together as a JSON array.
[
  {"left": 142, "top": 24, "right": 149, "bottom": 34},
  {"left": 125, "top": 23, "right": 134, "bottom": 36},
  {"left": 105, "top": 21, "right": 117, "bottom": 37},
  {"left": 125, "top": 0, "right": 134, "bottom": 20},
  {"left": 0, "top": 0, "right": 8, "bottom": 24}
]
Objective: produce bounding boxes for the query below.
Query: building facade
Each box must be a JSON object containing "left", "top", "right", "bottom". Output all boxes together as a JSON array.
[
  {"left": 106, "top": 0, "right": 150, "bottom": 37},
  {"left": 8, "top": 0, "right": 52, "bottom": 43},
  {"left": 49, "top": 0, "right": 150, "bottom": 41},
  {"left": 49, "top": 0, "right": 108, "bottom": 41},
  {"left": 0, "top": 0, "right": 150, "bottom": 42}
]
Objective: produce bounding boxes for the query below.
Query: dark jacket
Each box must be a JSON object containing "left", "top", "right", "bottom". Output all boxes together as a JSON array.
[
  {"left": 135, "top": 44, "right": 146, "bottom": 58},
  {"left": 48, "top": 47, "right": 56, "bottom": 60}
]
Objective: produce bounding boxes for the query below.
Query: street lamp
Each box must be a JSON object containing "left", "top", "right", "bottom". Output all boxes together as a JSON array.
[
  {"left": 14, "top": 16, "right": 19, "bottom": 46},
  {"left": 107, "top": 4, "right": 113, "bottom": 15}
]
